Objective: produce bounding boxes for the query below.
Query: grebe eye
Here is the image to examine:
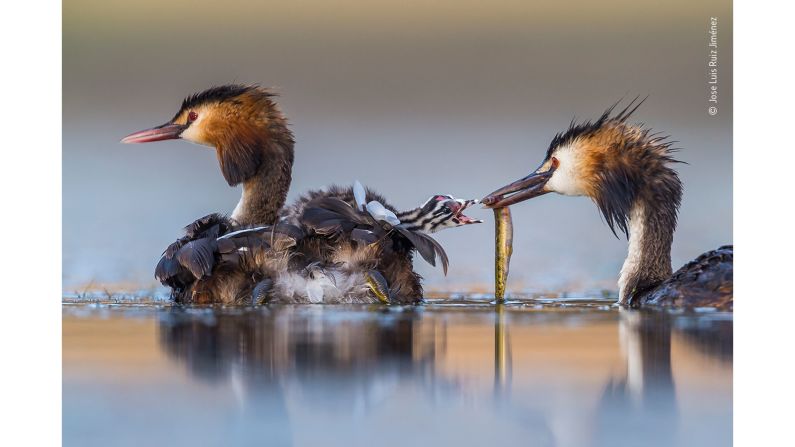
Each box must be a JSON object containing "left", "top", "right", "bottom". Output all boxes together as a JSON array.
[{"left": 187, "top": 111, "right": 198, "bottom": 122}]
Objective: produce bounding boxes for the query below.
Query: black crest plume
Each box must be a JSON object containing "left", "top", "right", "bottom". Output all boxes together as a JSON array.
[
  {"left": 172, "top": 84, "right": 273, "bottom": 121},
  {"left": 545, "top": 96, "right": 648, "bottom": 161}
]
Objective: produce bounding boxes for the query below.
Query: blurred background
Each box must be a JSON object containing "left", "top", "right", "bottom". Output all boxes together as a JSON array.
[{"left": 63, "top": 0, "right": 732, "bottom": 295}]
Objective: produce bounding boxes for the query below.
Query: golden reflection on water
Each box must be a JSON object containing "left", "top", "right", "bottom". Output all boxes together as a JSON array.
[{"left": 63, "top": 303, "right": 731, "bottom": 446}]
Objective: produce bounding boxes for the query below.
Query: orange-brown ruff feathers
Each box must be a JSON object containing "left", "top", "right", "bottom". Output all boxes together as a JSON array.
[
  {"left": 483, "top": 98, "right": 733, "bottom": 309},
  {"left": 176, "top": 86, "right": 295, "bottom": 226}
]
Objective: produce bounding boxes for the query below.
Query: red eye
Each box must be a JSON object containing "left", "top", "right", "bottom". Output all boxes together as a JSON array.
[
  {"left": 187, "top": 111, "right": 198, "bottom": 122},
  {"left": 434, "top": 195, "right": 446, "bottom": 201}
]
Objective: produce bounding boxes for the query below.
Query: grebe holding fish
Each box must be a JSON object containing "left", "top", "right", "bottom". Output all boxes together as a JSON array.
[{"left": 483, "top": 98, "right": 732, "bottom": 309}]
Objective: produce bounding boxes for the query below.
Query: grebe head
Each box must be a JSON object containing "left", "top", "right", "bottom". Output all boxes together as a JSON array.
[
  {"left": 397, "top": 195, "right": 482, "bottom": 234},
  {"left": 121, "top": 84, "right": 294, "bottom": 186},
  {"left": 483, "top": 97, "right": 682, "bottom": 237},
  {"left": 350, "top": 181, "right": 481, "bottom": 234},
  {"left": 370, "top": 194, "right": 483, "bottom": 234}
]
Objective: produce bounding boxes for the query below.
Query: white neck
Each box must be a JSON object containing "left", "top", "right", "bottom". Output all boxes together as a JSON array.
[
  {"left": 618, "top": 203, "right": 646, "bottom": 303},
  {"left": 231, "top": 188, "right": 247, "bottom": 222}
]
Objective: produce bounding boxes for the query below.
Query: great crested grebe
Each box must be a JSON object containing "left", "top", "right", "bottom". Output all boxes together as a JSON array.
[
  {"left": 482, "top": 99, "right": 733, "bottom": 309},
  {"left": 121, "top": 85, "right": 293, "bottom": 302},
  {"left": 122, "top": 84, "right": 481, "bottom": 304}
]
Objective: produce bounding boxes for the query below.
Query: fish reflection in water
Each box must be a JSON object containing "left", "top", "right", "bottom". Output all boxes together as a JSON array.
[{"left": 147, "top": 305, "right": 731, "bottom": 447}]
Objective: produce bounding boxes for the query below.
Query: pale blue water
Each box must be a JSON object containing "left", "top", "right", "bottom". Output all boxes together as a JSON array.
[{"left": 63, "top": 299, "right": 732, "bottom": 447}]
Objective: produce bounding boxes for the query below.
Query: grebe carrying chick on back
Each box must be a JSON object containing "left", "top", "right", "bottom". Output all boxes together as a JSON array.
[
  {"left": 122, "top": 84, "right": 482, "bottom": 304},
  {"left": 483, "top": 98, "right": 733, "bottom": 309}
]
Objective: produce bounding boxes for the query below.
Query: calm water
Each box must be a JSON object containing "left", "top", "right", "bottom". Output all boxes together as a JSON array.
[{"left": 63, "top": 298, "right": 732, "bottom": 447}]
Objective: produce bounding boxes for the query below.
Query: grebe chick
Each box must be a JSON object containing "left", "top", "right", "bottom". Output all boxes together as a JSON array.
[
  {"left": 163, "top": 182, "right": 481, "bottom": 304},
  {"left": 482, "top": 98, "right": 732, "bottom": 309}
]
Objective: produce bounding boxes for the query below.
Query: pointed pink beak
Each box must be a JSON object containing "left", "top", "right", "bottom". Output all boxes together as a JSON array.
[{"left": 120, "top": 123, "right": 187, "bottom": 144}]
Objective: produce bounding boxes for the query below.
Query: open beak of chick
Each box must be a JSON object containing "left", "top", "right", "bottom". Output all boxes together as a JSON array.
[
  {"left": 481, "top": 157, "right": 559, "bottom": 208},
  {"left": 444, "top": 198, "right": 483, "bottom": 225}
]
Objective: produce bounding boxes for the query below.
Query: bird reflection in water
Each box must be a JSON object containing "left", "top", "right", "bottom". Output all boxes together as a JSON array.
[
  {"left": 155, "top": 305, "right": 730, "bottom": 445},
  {"left": 595, "top": 310, "right": 732, "bottom": 447},
  {"left": 157, "top": 307, "right": 440, "bottom": 432},
  {"left": 156, "top": 306, "right": 554, "bottom": 444}
]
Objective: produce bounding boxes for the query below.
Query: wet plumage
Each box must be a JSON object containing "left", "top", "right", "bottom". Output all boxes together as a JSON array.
[
  {"left": 483, "top": 98, "right": 732, "bottom": 309},
  {"left": 641, "top": 245, "right": 733, "bottom": 309}
]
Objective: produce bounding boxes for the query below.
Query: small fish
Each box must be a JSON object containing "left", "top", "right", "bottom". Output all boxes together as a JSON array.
[{"left": 493, "top": 207, "right": 513, "bottom": 302}]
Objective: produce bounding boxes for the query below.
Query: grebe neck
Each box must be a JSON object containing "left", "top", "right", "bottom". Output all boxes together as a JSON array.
[
  {"left": 230, "top": 150, "right": 293, "bottom": 227},
  {"left": 618, "top": 199, "right": 675, "bottom": 305}
]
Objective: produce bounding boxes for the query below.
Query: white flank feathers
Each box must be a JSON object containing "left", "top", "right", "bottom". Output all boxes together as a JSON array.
[
  {"left": 353, "top": 180, "right": 367, "bottom": 211},
  {"left": 305, "top": 281, "right": 325, "bottom": 303},
  {"left": 366, "top": 201, "right": 401, "bottom": 226},
  {"left": 217, "top": 226, "right": 270, "bottom": 240}
]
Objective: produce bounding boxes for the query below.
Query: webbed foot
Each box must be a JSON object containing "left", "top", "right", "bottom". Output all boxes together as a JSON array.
[
  {"left": 365, "top": 270, "right": 393, "bottom": 304},
  {"left": 252, "top": 278, "right": 275, "bottom": 305}
]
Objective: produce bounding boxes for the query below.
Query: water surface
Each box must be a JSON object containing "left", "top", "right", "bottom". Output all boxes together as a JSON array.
[{"left": 63, "top": 298, "right": 732, "bottom": 446}]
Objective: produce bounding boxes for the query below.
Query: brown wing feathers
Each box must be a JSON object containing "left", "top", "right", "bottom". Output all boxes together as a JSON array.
[
  {"left": 155, "top": 213, "right": 231, "bottom": 295},
  {"left": 300, "top": 195, "right": 450, "bottom": 274},
  {"left": 393, "top": 226, "right": 449, "bottom": 275},
  {"left": 155, "top": 186, "right": 453, "bottom": 302},
  {"left": 154, "top": 214, "right": 304, "bottom": 299}
]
